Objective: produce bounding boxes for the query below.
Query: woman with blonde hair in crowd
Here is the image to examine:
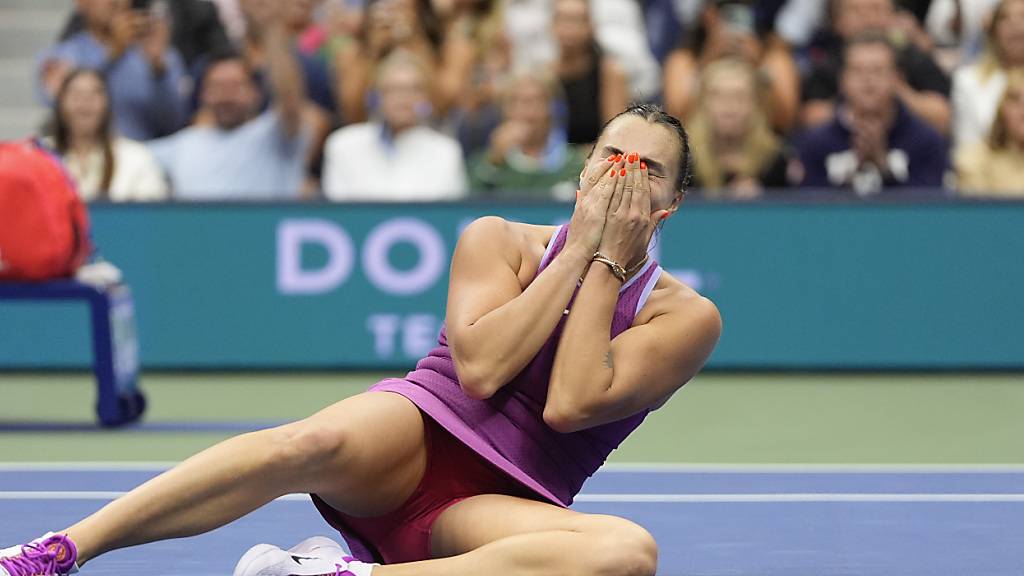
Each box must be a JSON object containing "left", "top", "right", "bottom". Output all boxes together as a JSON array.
[
  {"left": 952, "top": 0, "right": 1024, "bottom": 149},
  {"left": 956, "top": 69, "right": 1024, "bottom": 197},
  {"left": 45, "top": 68, "right": 168, "bottom": 202},
  {"left": 686, "top": 58, "right": 789, "bottom": 199}
]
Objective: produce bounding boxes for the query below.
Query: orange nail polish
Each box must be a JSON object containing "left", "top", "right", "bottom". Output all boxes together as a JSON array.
[
  {"left": 576, "top": 189, "right": 580, "bottom": 200},
  {"left": 619, "top": 169, "right": 626, "bottom": 177},
  {"left": 628, "top": 153, "right": 638, "bottom": 163},
  {"left": 614, "top": 154, "right": 622, "bottom": 162},
  {"left": 640, "top": 161, "right": 647, "bottom": 170},
  {"left": 609, "top": 169, "right": 616, "bottom": 177},
  {"left": 607, "top": 155, "right": 615, "bottom": 162}
]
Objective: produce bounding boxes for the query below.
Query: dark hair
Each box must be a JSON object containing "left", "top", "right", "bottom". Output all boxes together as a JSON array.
[
  {"left": 596, "top": 103, "right": 693, "bottom": 195},
  {"left": 840, "top": 30, "right": 898, "bottom": 70},
  {"left": 50, "top": 68, "right": 115, "bottom": 195},
  {"left": 198, "top": 48, "right": 254, "bottom": 85}
]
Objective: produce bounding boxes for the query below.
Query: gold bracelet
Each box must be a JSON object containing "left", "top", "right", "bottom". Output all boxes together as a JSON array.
[{"left": 591, "top": 252, "right": 626, "bottom": 283}]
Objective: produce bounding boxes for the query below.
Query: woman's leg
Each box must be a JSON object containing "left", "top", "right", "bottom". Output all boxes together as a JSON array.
[
  {"left": 374, "top": 494, "right": 658, "bottom": 576},
  {"left": 64, "top": 392, "right": 427, "bottom": 565}
]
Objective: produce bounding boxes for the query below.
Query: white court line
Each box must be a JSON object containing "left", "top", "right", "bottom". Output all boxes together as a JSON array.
[
  {"left": 2, "top": 462, "right": 1024, "bottom": 473},
  {"left": 1, "top": 492, "right": 1023, "bottom": 503}
]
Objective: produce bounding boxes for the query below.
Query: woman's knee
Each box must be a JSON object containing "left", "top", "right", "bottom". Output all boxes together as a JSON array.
[
  {"left": 264, "top": 418, "right": 352, "bottom": 476},
  {"left": 583, "top": 516, "right": 658, "bottom": 576}
]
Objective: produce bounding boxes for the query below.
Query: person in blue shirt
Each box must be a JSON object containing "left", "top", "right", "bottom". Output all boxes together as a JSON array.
[
  {"left": 147, "top": 1, "right": 311, "bottom": 200},
  {"left": 794, "top": 32, "right": 949, "bottom": 197},
  {"left": 37, "top": 0, "right": 188, "bottom": 141}
]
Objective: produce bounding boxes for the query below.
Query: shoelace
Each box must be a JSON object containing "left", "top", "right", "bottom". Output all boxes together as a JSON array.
[{"left": 0, "top": 542, "right": 58, "bottom": 576}]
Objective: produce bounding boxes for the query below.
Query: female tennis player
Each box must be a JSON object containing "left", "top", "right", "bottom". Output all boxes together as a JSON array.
[{"left": 1, "top": 103, "right": 720, "bottom": 576}]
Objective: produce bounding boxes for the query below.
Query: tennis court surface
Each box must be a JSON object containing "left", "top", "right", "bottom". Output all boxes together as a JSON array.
[
  {"left": 2, "top": 372, "right": 1022, "bottom": 575},
  {"left": 1, "top": 464, "right": 1022, "bottom": 576}
]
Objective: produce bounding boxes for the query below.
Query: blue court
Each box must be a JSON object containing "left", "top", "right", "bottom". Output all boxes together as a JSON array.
[{"left": 1, "top": 465, "right": 1021, "bottom": 576}]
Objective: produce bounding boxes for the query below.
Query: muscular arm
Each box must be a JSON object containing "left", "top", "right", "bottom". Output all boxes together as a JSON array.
[
  {"left": 446, "top": 217, "right": 592, "bottom": 399},
  {"left": 545, "top": 270, "right": 721, "bottom": 434}
]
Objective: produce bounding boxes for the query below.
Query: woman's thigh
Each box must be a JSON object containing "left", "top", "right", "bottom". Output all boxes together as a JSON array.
[
  {"left": 299, "top": 391, "right": 428, "bottom": 517},
  {"left": 429, "top": 493, "right": 648, "bottom": 559}
]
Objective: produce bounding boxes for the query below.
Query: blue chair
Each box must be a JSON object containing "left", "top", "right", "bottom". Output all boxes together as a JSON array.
[{"left": 0, "top": 280, "right": 146, "bottom": 427}]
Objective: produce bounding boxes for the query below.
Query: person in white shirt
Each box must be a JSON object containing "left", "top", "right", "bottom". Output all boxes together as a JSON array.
[
  {"left": 952, "top": 0, "right": 1024, "bottom": 149},
  {"left": 322, "top": 49, "right": 468, "bottom": 202},
  {"left": 45, "top": 68, "right": 168, "bottom": 202}
]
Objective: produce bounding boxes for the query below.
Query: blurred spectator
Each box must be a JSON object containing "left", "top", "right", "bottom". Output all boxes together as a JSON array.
[
  {"left": 37, "top": 0, "right": 188, "bottom": 140},
  {"left": 433, "top": 0, "right": 509, "bottom": 117},
  {"left": 663, "top": 0, "right": 801, "bottom": 132},
  {"left": 955, "top": 70, "right": 1024, "bottom": 197},
  {"left": 468, "top": 70, "right": 584, "bottom": 199},
  {"left": 334, "top": 0, "right": 443, "bottom": 123},
  {"left": 801, "top": 0, "right": 951, "bottom": 135},
  {"left": 925, "top": 0, "right": 1001, "bottom": 68},
  {"left": 952, "top": 0, "right": 1024, "bottom": 150},
  {"left": 322, "top": 50, "right": 467, "bottom": 201},
  {"left": 589, "top": 0, "right": 662, "bottom": 101},
  {"left": 687, "top": 59, "right": 789, "bottom": 199},
  {"left": 44, "top": 69, "right": 168, "bottom": 201},
  {"left": 795, "top": 34, "right": 948, "bottom": 195},
  {"left": 239, "top": 0, "right": 337, "bottom": 115},
  {"left": 551, "top": 0, "right": 629, "bottom": 144},
  {"left": 58, "top": 0, "right": 232, "bottom": 74},
  {"left": 148, "top": 9, "right": 311, "bottom": 200}
]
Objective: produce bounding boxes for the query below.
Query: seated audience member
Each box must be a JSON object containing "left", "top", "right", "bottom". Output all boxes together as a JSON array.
[
  {"left": 956, "top": 70, "right": 1024, "bottom": 197},
  {"left": 44, "top": 69, "right": 168, "bottom": 201},
  {"left": 334, "top": 0, "right": 443, "bottom": 123},
  {"left": 37, "top": 0, "right": 187, "bottom": 140},
  {"left": 801, "top": 0, "right": 951, "bottom": 135},
  {"left": 795, "top": 34, "right": 948, "bottom": 196},
  {"left": 468, "top": 70, "right": 585, "bottom": 199},
  {"left": 322, "top": 50, "right": 467, "bottom": 201},
  {"left": 148, "top": 10, "right": 311, "bottom": 200},
  {"left": 552, "top": 0, "right": 629, "bottom": 145},
  {"left": 687, "top": 59, "right": 790, "bottom": 199},
  {"left": 952, "top": 0, "right": 1024, "bottom": 149},
  {"left": 57, "top": 0, "right": 232, "bottom": 74},
  {"left": 663, "top": 0, "right": 801, "bottom": 132}
]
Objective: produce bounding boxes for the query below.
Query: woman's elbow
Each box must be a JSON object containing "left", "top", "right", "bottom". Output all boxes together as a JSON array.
[
  {"left": 543, "top": 403, "right": 589, "bottom": 434},
  {"left": 455, "top": 362, "right": 500, "bottom": 400}
]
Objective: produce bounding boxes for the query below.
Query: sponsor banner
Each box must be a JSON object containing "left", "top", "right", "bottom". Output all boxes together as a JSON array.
[{"left": 1, "top": 202, "right": 1022, "bottom": 369}]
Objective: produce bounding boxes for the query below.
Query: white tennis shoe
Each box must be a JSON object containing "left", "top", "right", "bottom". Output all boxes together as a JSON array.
[{"left": 233, "top": 537, "right": 375, "bottom": 576}]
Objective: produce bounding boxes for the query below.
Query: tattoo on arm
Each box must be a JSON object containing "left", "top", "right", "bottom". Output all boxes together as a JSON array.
[{"left": 603, "top": 351, "right": 614, "bottom": 370}]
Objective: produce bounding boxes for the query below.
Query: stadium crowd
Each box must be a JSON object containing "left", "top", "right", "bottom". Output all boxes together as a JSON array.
[{"left": 31, "top": 0, "right": 1024, "bottom": 201}]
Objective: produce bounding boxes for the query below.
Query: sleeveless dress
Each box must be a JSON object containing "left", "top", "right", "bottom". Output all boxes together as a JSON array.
[{"left": 328, "top": 223, "right": 664, "bottom": 559}]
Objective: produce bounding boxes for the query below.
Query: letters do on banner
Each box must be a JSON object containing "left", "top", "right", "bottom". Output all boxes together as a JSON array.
[{"left": 276, "top": 218, "right": 447, "bottom": 296}]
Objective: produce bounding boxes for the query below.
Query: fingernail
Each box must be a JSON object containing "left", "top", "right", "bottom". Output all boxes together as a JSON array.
[
  {"left": 640, "top": 161, "right": 647, "bottom": 170},
  {"left": 661, "top": 213, "right": 670, "bottom": 221},
  {"left": 607, "top": 155, "right": 615, "bottom": 162},
  {"left": 614, "top": 154, "right": 622, "bottom": 162},
  {"left": 619, "top": 169, "right": 626, "bottom": 177},
  {"left": 628, "top": 153, "right": 638, "bottom": 163},
  {"left": 576, "top": 189, "right": 580, "bottom": 200},
  {"left": 610, "top": 169, "right": 616, "bottom": 177}
]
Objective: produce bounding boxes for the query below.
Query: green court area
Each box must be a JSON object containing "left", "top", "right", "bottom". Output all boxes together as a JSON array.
[{"left": 1, "top": 372, "right": 1022, "bottom": 463}]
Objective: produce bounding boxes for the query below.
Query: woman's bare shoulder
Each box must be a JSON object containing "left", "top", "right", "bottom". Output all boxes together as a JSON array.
[
  {"left": 459, "top": 218, "right": 559, "bottom": 285},
  {"left": 636, "top": 270, "right": 720, "bottom": 328}
]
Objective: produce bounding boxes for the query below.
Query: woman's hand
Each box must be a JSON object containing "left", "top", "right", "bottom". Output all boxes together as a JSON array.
[
  {"left": 596, "top": 152, "right": 669, "bottom": 270},
  {"left": 565, "top": 154, "right": 622, "bottom": 257}
]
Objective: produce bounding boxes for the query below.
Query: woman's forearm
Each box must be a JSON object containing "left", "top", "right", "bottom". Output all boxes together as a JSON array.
[
  {"left": 545, "top": 264, "right": 621, "bottom": 427},
  {"left": 454, "top": 244, "right": 592, "bottom": 398}
]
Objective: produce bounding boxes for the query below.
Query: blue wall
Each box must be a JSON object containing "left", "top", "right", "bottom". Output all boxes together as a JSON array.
[{"left": 2, "top": 201, "right": 1022, "bottom": 370}]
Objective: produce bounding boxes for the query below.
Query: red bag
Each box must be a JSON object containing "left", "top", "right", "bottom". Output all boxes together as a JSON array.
[{"left": 0, "top": 140, "right": 91, "bottom": 281}]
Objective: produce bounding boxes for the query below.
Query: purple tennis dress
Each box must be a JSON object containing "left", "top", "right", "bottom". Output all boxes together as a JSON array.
[{"left": 337, "top": 224, "right": 663, "bottom": 559}]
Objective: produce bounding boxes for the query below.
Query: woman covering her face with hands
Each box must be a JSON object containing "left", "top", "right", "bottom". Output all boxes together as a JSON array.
[{"left": 1, "top": 104, "right": 719, "bottom": 576}]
